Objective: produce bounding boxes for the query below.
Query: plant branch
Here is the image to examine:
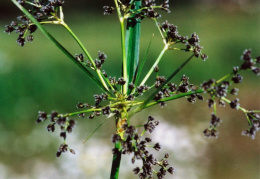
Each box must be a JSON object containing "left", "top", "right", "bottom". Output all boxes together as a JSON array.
[
  {"left": 140, "top": 44, "right": 168, "bottom": 86},
  {"left": 11, "top": 0, "right": 110, "bottom": 94}
]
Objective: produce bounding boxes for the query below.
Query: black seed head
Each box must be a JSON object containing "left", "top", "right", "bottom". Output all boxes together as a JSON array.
[{"left": 69, "top": 149, "right": 76, "bottom": 154}]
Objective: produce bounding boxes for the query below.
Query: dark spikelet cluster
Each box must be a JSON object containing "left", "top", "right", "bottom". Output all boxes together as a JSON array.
[
  {"left": 152, "top": 75, "right": 202, "bottom": 106},
  {"left": 112, "top": 116, "right": 174, "bottom": 178},
  {"left": 36, "top": 111, "right": 76, "bottom": 157},
  {"left": 159, "top": 21, "right": 207, "bottom": 60},
  {"left": 103, "top": 6, "right": 115, "bottom": 15},
  {"left": 242, "top": 112, "right": 260, "bottom": 140},
  {"left": 135, "top": 85, "right": 149, "bottom": 96},
  {"left": 94, "top": 51, "right": 108, "bottom": 69},
  {"left": 4, "top": 0, "right": 65, "bottom": 46},
  {"left": 112, "top": 0, "right": 170, "bottom": 20},
  {"left": 240, "top": 49, "right": 260, "bottom": 75},
  {"left": 230, "top": 98, "right": 240, "bottom": 110},
  {"left": 203, "top": 113, "right": 221, "bottom": 138},
  {"left": 75, "top": 53, "right": 84, "bottom": 62},
  {"left": 56, "top": 143, "right": 76, "bottom": 157},
  {"left": 94, "top": 93, "right": 108, "bottom": 106},
  {"left": 144, "top": 116, "right": 160, "bottom": 133}
]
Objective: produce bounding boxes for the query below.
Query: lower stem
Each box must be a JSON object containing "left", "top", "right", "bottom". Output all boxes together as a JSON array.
[
  {"left": 110, "top": 108, "right": 128, "bottom": 178},
  {"left": 110, "top": 145, "right": 122, "bottom": 179}
]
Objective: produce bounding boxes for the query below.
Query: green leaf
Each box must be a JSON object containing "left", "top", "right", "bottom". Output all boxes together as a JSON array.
[
  {"left": 11, "top": 0, "right": 109, "bottom": 94},
  {"left": 125, "top": 0, "right": 142, "bottom": 93},
  {"left": 133, "top": 34, "right": 154, "bottom": 88}
]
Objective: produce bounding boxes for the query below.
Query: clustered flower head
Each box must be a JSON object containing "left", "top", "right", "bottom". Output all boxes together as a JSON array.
[
  {"left": 103, "top": 0, "right": 170, "bottom": 20},
  {"left": 160, "top": 21, "right": 207, "bottom": 60},
  {"left": 36, "top": 111, "right": 76, "bottom": 157},
  {"left": 242, "top": 112, "right": 260, "bottom": 139},
  {"left": 112, "top": 116, "right": 175, "bottom": 179},
  {"left": 203, "top": 113, "right": 221, "bottom": 138},
  {"left": 4, "top": 0, "right": 65, "bottom": 46}
]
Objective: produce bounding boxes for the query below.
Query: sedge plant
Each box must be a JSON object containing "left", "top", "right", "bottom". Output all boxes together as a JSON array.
[{"left": 4, "top": 0, "right": 260, "bottom": 178}]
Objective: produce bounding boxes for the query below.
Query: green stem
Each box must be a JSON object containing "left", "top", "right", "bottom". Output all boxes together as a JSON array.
[
  {"left": 121, "top": 19, "right": 128, "bottom": 94},
  {"left": 110, "top": 144, "right": 122, "bottom": 179},
  {"left": 114, "top": 0, "right": 127, "bottom": 94},
  {"left": 221, "top": 97, "right": 247, "bottom": 113},
  {"left": 140, "top": 44, "right": 168, "bottom": 86},
  {"left": 144, "top": 89, "right": 204, "bottom": 109}
]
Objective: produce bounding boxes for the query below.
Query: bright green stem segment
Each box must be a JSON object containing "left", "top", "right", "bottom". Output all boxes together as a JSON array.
[
  {"left": 140, "top": 44, "right": 168, "bottom": 86},
  {"left": 125, "top": 0, "right": 142, "bottom": 93}
]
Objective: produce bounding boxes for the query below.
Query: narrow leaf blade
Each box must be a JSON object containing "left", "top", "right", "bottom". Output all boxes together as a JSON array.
[{"left": 125, "top": 0, "right": 141, "bottom": 92}]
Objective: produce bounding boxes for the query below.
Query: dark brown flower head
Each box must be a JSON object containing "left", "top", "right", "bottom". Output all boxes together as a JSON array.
[
  {"left": 230, "top": 88, "right": 239, "bottom": 95},
  {"left": 98, "top": 51, "right": 107, "bottom": 63},
  {"left": 47, "top": 123, "right": 55, "bottom": 132},
  {"left": 201, "top": 54, "right": 208, "bottom": 61},
  {"left": 102, "top": 70, "right": 107, "bottom": 77},
  {"left": 252, "top": 67, "right": 260, "bottom": 75},
  {"left": 230, "top": 98, "right": 240, "bottom": 109},
  {"left": 233, "top": 66, "right": 239, "bottom": 74},
  {"left": 154, "top": 65, "right": 160, "bottom": 72},
  {"left": 232, "top": 74, "right": 243, "bottom": 83},
  {"left": 167, "top": 166, "right": 175, "bottom": 174},
  {"left": 210, "top": 113, "right": 221, "bottom": 127},
  {"left": 153, "top": 142, "right": 161, "bottom": 151},
  {"left": 241, "top": 49, "right": 252, "bottom": 61},
  {"left": 161, "top": 0, "right": 170, "bottom": 13},
  {"left": 75, "top": 54, "right": 84, "bottom": 62},
  {"left": 201, "top": 79, "right": 215, "bottom": 91},
  {"left": 60, "top": 132, "right": 66, "bottom": 140},
  {"left": 111, "top": 134, "right": 121, "bottom": 143},
  {"left": 103, "top": 6, "right": 115, "bottom": 15},
  {"left": 118, "top": 77, "right": 126, "bottom": 85},
  {"left": 102, "top": 106, "right": 111, "bottom": 115},
  {"left": 69, "top": 149, "right": 76, "bottom": 154}
]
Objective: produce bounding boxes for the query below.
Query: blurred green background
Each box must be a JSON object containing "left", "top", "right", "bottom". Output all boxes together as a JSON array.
[{"left": 0, "top": 0, "right": 259, "bottom": 178}]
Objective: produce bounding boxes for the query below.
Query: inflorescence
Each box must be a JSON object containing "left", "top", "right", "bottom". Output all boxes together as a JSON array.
[
  {"left": 5, "top": 0, "right": 260, "bottom": 178},
  {"left": 4, "top": 0, "right": 65, "bottom": 46},
  {"left": 112, "top": 116, "right": 175, "bottom": 178}
]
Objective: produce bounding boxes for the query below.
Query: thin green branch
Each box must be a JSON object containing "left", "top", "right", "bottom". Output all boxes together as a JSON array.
[
  {"left": 221, "top": 97, "right": 248, "bottom": 113},
  {"left": 114, "top": 0, "right": 128, "bottom": 94},
  {"left": 83, "top": 117, "right": 109, "bottom": 143},
  {"left": 140, "top": 44, "right": 168, "bottom": 86},
  {"left": 144, "top": 89, "right": 204, "bottom": 109},
  {"left": 154, "top": 19, "right": 167, "bottom": 45},
  {"left": 216, "top": 73, "right": 233, "bottom": 84}
]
